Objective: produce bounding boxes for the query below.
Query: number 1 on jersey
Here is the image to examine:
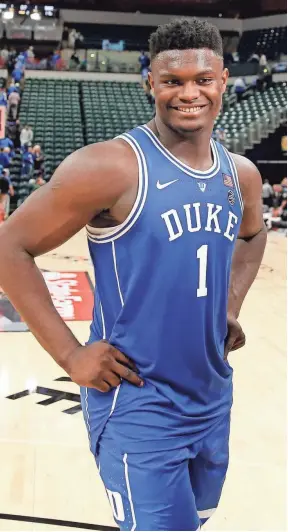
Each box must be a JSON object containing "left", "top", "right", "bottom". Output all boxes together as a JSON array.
[{"left": 197, "top": 245, "right": 208, "bottom": 297}]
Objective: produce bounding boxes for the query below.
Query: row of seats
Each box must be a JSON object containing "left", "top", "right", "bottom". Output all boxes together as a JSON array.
[
  {"left": 11, "top": 78, "right": 286, "bottom": 208},
  {"left": 238, "top": 26, "right": 287, "bottom": 61},
  {"left": 82, "top": 81, "right": 154, "bottom": 143},
  {"left": 19, "top": 79, "right": 84, "bottom": 179},
  {"left": 214, "top": 82, "right": 286, "bottom": 151}
]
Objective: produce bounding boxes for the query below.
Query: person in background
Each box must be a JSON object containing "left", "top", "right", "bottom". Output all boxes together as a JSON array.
[
  {"left": 21, "top": 145, "right": 34, "bottom": 178},
  {"left": 13, "top": 119, "right": 21, "bottom": 149},
  {"left": 6, "top": 51, "right": 16, "bottom": 83},
  {"left": 68, "top": 29, "right": 77, "bottom": 50},
  {"left": 7, "top": 81, "right": 17, "bottom": 96},
  {"left": 138, "top": 50, "right": 150, "bottom": 76},
  {"left": 12, "top": 62, "right": 24, "bottom": 88},
  {"left": 259, "top": 54, "right": 267, "bottom": 67},
  {"left": 4, "top": 146, "right": 14, "bottom": 162},
  {"left": 69, "top": 53, "right": 80, "bottom": 70},
  {"left": 7, "top": 89, "right": 20, "bottom": 120},
  {"left": 262, "top": 178, "right": 274, "bottom": 209},
  {"left": 51, "top": 49, "right": 61, "bottom": 69},
  {"left": 20, "top": 125, "right": 33, "bottom": 147},
  {"left": 232, "top": 77, "right": 246, "bottom": 102},
  {"left": 0, "top": 136, "right": 14, "bottom": 151},
  {"left": 0, "top": 46, "right": 9, "bottom": 65},
  {"left": 0, "top": 168, "right": 14, "bottom": 219},
  {"left": 248, "top": 52, "right": 260, "bottom": 63},
  {"left": 33, "top": 144, "right": 45, "bottom": 173},
  {"left": 0, "top": 147, "right": 11, "bottom": 169},
  {"left": 26, "top": 46, "right": 35, "bottom": 61},
  {"left": 0, "top": 87, "right": 7, "bottom": 108},
  {"left": 29, "top": 172, "right": 46, "bottom": 192}
]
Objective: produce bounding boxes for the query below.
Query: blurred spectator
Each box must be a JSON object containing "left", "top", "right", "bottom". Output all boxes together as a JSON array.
[
  {"left": 0, "top": 87, "right": 7, "bottom": 107},
  {"left": 215, "top": 127, "right": 226, "bottom": 144},
  {"left": 138, "top": 51, "right": 150, "bottom": 74},
  {"left": 12, "top": 63, "right": 24, "bottom": 85},
  {"left": 248, "top": 52, "right": 260, "bottom": 63},
  {"left": 0, "top": 148, "right": 11, "bottom": 169},
  {"left": 21, "top": 145, "right": 34, "bottom": 178},
  {"left": 13, "top": 119, "right": 21, "bottom": 149},
  {"left": 7, "top": 89, "right": 20, "bottom": 120},
  {"left": 26, "top": 46, "right": 35, "bottom": 61},
  {"left": 62, "top": 26, "right": 69, "bottom": 48},
  {"left": 232, "top": 77, "right": 246, "bottom": 102},
  {"left": 29, "top": 172, "right": 46, "bottom": 192},
  {"left": 259, "top": 54, "right": 267, "bottom": 67},
  {"left": 68, "top": 29, "right": 77, "bottom": 50},
  {"left": 0, "top": 46, "right": 8, "bottom": 64},
  {"left": 262, "top": 178, "right": 274, "bottom": 208},
  {"left": 79, "top": 59, "right": 87, "bottom": 72},
  {"left": 7, "top": 81, "right": 20, "bottom": 96},
  {"left": 4, "top": 146, "right": 14, "bottom": 162},
  {"left": 69, "top": 53, "right": 80, "bottom": 70},
  {"left": 6, "top": 51, "right": 16, "bottom": 80},
  {"left": 33, "top": 145, "right": 45, "bottom": 172},
  {"left": 20, "top": 125, "right": 33, "bottom": 147},
  {"left": 52, "top": 49, "right": 61, "bottom": 69},
  {"left": 0, "top": 136, "right": 14, "bottom": 150},
  {"left": 0, "top": 168, "right": 14, "bottom": 219},
  {"left": 232, "top": 51, "right": 240, "bottom": 63},
  {"left": 257, "top": 64, "right": 273, "bottom": 91}
]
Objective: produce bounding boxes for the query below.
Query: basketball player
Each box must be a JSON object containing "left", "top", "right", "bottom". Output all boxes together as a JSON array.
[{"left": 0, "top": 18, "right": 267, "bottom": 531}]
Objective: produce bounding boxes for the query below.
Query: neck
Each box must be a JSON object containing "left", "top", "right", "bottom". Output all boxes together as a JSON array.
[{"left": 150, "top": 116, "right": 215, "bottom": 172}]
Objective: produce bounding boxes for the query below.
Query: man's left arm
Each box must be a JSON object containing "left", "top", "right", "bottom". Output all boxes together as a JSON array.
[{"left": 225, "top": 154, "right": 267, "bottom": 358}]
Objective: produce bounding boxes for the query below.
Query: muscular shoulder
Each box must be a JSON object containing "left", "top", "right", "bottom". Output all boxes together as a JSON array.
[
  {"left": 52, "top": 138, "right": 137, "bottom": 195},
  {"left": 228, "top": 152, "right": 262, "bottom": 207}
]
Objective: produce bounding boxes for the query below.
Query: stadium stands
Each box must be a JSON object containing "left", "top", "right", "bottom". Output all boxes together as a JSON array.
[
  {"left": 19, "top": 79, "right": 84, "bottom": 178},
  {"left": 8, "top": 77, "right": 286, "bottom": 210},
  {"left": 238, "top": 27, "right": 287, "bottom": 61},
  {"left": 214, "top": 82, "right": 286, "bottom": 153},
  {"left": 82, "top": 81, "right": 154, "bottom": 142}
]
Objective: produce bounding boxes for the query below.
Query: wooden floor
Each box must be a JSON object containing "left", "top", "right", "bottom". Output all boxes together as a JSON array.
[{"left": 0, "top": 230, "right": 286, "bottom": 531}]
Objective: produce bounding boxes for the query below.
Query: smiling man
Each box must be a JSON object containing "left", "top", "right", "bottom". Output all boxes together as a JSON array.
[{"left": 0, "top": 18, "right": 267, "bottom": 531}]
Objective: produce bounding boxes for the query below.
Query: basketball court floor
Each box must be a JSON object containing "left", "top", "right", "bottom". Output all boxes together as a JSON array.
[{"left": 0, "top": 229, "right": 286, "bottom": 531}]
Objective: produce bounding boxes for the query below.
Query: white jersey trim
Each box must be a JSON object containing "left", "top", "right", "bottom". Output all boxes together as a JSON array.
[
  {"left": 123, "top": 453, "right": 137, "bottom": 531},
  {"left": 112, "top": 240, "right": 124, "bottom": 307},
  {"left": 222, "top": 146, "right": 244, "bottom": 212},
  {"left": 139, "top": 124, "right": 220, "bottom": 179},
  {"left": 86, "top": 133, "right": 148, "bottom": 244},
  {"left": 99, "top": 300, "right": 106, "bottom": 340}
]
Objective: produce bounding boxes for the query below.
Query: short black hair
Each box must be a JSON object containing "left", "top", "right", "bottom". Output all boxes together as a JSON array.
[{"left": 149, "top": 18, "right": 223, "bottom": 61}]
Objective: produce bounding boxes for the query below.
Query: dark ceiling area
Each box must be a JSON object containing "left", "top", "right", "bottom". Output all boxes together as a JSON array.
[{"left": 31, "top": 0, "right": 286, "bottom": 18}]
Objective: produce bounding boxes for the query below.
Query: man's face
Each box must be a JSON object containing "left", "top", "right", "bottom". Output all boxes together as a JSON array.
[{"left": 149, "top": 48, "right": 228, "bottom": 135}]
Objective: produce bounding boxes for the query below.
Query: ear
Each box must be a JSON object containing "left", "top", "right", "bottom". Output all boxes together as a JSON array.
[
  {"left": 221, "top": 68, "right": 229, "bottom": 94},
  {"left": 148, "top": 71, "right": 154, "bottom": 91}
]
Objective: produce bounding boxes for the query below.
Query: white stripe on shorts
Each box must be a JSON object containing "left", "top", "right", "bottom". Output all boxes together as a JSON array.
[
  {"left": 123, "top": 453, "right": 137, "bottom": 531},
  {"left": 198, "top": 507, "right": 216, "bottom": 519}
]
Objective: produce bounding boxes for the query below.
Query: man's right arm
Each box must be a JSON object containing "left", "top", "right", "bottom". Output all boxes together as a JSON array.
[{"left": 0, "top": 140, "right": 142, "bottom": 389}]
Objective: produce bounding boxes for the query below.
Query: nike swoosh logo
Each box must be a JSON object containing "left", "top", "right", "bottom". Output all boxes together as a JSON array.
[{"left": 157, "top": 179, "right": 179, "bottom": 190}]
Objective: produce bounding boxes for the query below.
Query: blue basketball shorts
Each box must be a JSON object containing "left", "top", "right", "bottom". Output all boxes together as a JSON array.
[{"left": 94, "top": 412, "right": 230, "bottom": 531}]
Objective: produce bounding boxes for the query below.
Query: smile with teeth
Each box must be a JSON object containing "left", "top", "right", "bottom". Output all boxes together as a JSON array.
[{"left": 174, "top": 106, "right": 205, "bottom": 113}]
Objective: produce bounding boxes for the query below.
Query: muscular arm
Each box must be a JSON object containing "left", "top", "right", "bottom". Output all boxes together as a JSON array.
[
  {"left": 0, "top": 140, "right": 135, "bottom": 370},
  {"left": 228, "top": 154, "right": 267, "bottom": 320}
]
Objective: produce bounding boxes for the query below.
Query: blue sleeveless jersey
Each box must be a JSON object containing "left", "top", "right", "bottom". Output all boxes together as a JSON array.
[{"left": 81, "top": 125, "right": 243, "bottom": 454}]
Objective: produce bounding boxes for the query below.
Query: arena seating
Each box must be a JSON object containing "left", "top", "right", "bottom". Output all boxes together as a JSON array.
[
  {"left": 214, "top": 82, "right": 287, "bottom": 153},
  {"left": 19, "top": 79, "right": 84, "bottom": 180},
  {"left": 82, "top": 81, "right": 154, "bottom": 143},
  {"left": 238, "top": 27, "right": 287, "bottom": 61},
  {"left": 9, "top": 78, "right": 286, "bottom": 210}
]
